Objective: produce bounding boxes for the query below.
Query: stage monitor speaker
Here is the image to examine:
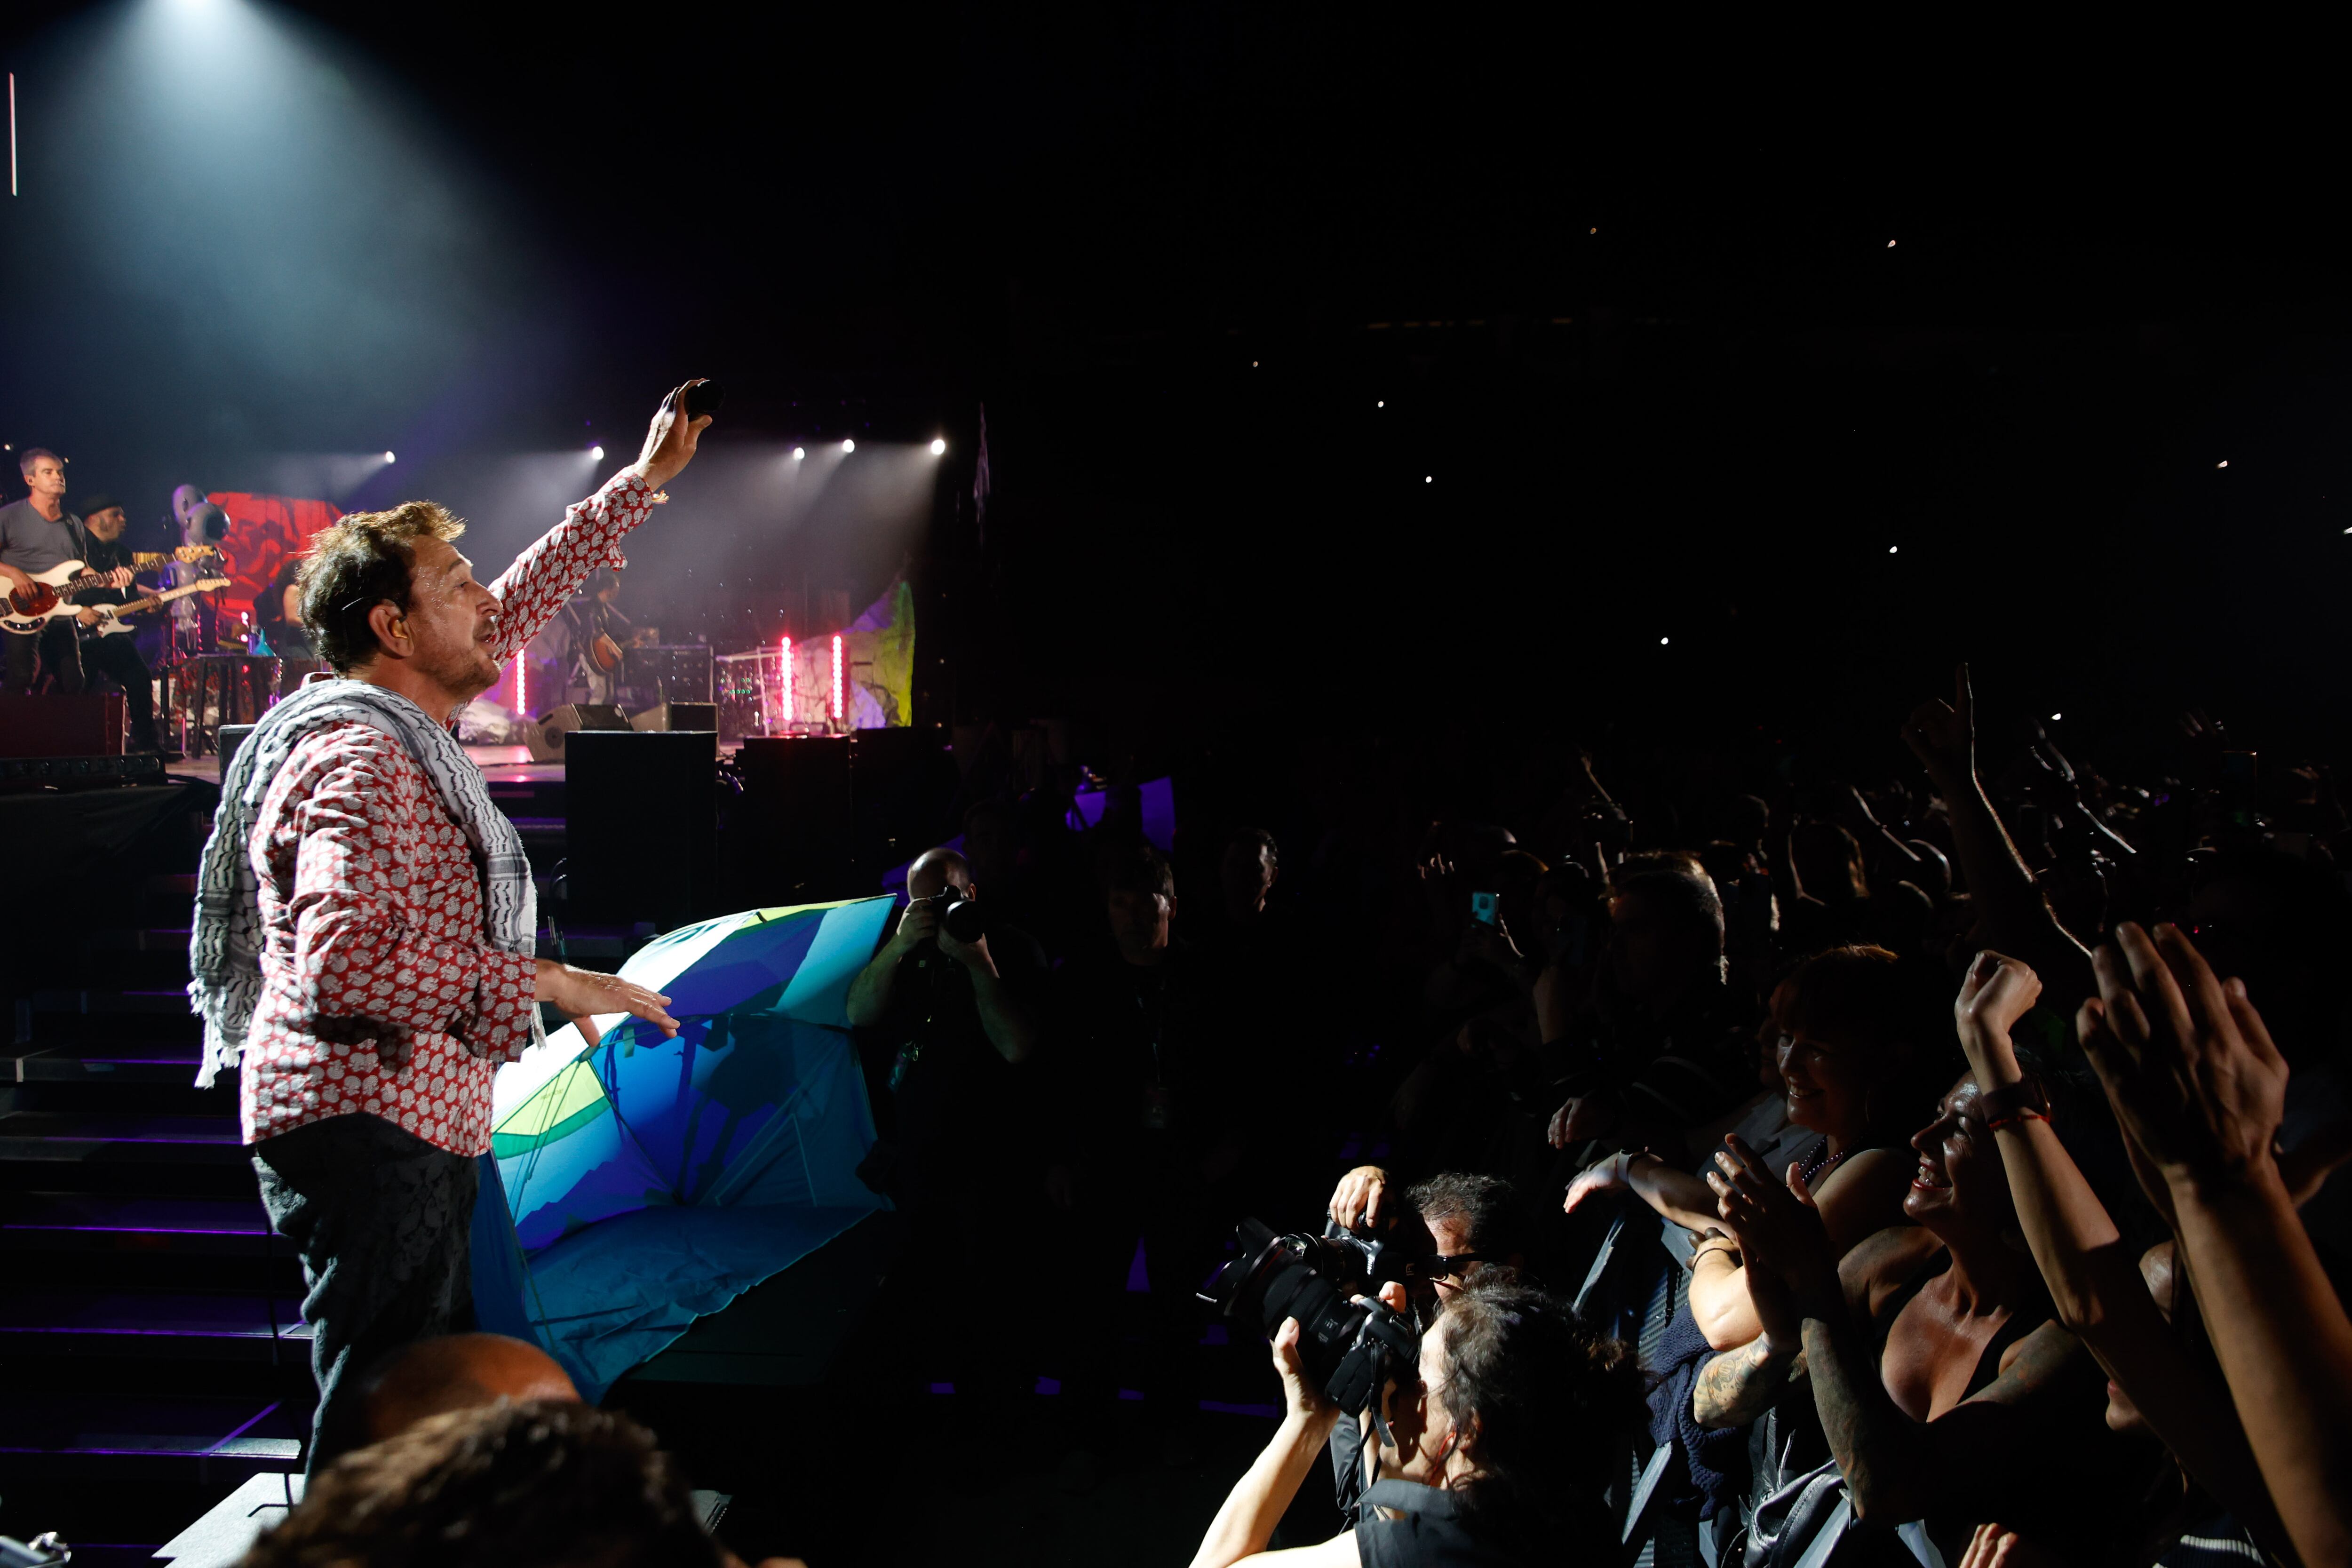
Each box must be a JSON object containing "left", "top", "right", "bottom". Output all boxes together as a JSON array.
[
  {"left": 219, "top": 724, "right": 256, "bottom": 782},
  {"left": 630, "top": 701, "right": 718, "bottom": 733},
  {"left": 525, "top": 702, "right": 629, "bottom": 763},
  {"left": 848, "top": 726, "right": 953, "bottom": 876},
  {"left": 733, "top": 735, "right": 853, "bottom": 904},
  {"left": 564, "top": 729, "right": 718, "bottom": 927},
  {"left": 0, "top": 694, "right": 124, "bottom": 758}
]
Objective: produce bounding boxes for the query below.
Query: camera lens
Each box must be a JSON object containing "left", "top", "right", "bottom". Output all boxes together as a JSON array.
[{"left": 942, "top": 898, "right": 988, "bottom": 944}]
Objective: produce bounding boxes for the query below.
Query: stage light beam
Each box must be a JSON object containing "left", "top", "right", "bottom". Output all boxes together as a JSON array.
[
  {"left": 590, "top": 444, "right": 604, "bottom": 461},
  {"left": 930, "top": 438, "right": 946, "bottom": 455},
  {"left": 842, "top": 439, "right": 855, "bottom": 454},
  {"left": 382, "top": 450, "right": 395, "bottom": 462},
  {"left": 792, "top": 446, "right": 805, "bottom": 461}
]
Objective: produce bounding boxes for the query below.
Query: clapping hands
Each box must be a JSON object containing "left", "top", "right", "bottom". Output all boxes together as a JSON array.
[
  {"left": 1708, "top": 1134, "right": 1839, "bottom": 1321},
  {"left": 2078, "top": 922, "right": 2288, "bottom": 1197}
]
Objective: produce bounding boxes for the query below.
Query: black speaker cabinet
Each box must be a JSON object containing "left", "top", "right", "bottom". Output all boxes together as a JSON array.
[
  {"left": 526, "top": 702, "right": 629, "bottom": 763},
  {"left": 733, "top": 735, "right": 854, "bottom": 904},
  {"left": 564, "top": 729, "right": 718, "bottom": 927},
  {"left": 630, "top": 701, "right": 719, "bottom": 733}
]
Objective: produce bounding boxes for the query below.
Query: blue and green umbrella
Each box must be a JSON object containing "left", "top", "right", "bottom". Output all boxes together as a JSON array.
[{"left": 470, "top": 896, "right": 896, "bottom": 1398}]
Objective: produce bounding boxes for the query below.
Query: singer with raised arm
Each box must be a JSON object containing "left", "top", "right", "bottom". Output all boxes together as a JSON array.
[{"left": 186, "top": 382, "right": 711, "bottom": 1475}]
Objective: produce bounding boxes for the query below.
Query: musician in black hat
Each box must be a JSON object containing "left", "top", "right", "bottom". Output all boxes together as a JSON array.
[{"left": 69, "top": 492, "right": 171, "bottom": 754}]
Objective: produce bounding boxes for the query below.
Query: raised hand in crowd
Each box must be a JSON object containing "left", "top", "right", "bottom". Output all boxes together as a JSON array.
[
  {"left": 1955, "top": 949, "right": 2294, "bottom": 1564},
  {"left": 2079, "top": 922, "right": 2352, "bottom": 1568},
  {"left": 1902, "top": 664, "right": 2097, "bottom": 1003}
]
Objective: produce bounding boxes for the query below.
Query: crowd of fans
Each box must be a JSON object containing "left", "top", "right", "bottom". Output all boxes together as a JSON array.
[{"left": 232, "top": 663, "right": 2352, "bottom": 1566}]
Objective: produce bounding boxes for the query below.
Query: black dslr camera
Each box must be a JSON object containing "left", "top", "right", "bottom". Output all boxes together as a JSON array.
[
  {"left": 1202, "top": 1217, "right": 1422, "bottom": 1415},
  {"left": 910, "top": 890, "right": 987, "bottom": 945}
]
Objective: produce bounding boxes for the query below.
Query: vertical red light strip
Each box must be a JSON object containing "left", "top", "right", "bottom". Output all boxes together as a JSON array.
[
  {"left": 831, "top": 634, "right": 845, "bottom": 723},
  {"left": 779, "top": 635, "right": 793, "bottom": 728},
  {"left": 515, "top": 656, "right": 527, "bottom": 718}
]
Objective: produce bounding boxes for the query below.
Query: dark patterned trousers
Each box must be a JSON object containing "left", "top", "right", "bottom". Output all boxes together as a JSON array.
[{"left": 253, "top": 1112, "right": 477, "bottom": 1474}]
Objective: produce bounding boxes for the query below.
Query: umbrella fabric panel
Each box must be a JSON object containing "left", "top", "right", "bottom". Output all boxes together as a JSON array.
[
  {"left": 496, "top": 1061, "right": 667, "bottom": 1253},
  {"left": 514, "top": 1022, "right": 886, "bottom": 1395},
  {"left": 520, "top": 1201, "right": 883, "bottom": 1401},
  {"left": 472, "top": 896, "right": 898, "bottom": 1390}
]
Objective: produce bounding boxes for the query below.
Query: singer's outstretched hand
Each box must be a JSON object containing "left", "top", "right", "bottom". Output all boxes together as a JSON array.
[{"left": 633, "top": 380, "right": 714, "bottom": 489}]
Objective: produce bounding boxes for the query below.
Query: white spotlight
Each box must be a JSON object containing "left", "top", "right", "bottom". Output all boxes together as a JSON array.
[
  {"left": 1888, "top": 545, "right": 1898, "bottom": 554},
  {"left": 792, "top": 446, "right": 806, "bottom": 461},
  {"left": 590, "top": 445, "right": 605, "bottom": 461},
  {"left": 382, "top": 451, "right": 396, "bottom": 463},
  {"left": 930, "top": 438, "right": 947, "bottom": 455},
  {"left": 1660, "top": 637, "right": 1670, "bottom": 645},
  {"left": 2050, "top": 712, "right": 2062, "bottom": 721},
  {"left": 842, "top": 438, "right": 856, "bottom": 454},
  {"left": 1424, "top": 476, "right": 1432, "bottom": 484}
]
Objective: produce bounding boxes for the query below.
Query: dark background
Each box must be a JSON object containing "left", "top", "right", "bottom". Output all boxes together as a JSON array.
[{"left": 4, "top": 4, "right": 2348, "bottom": 773}]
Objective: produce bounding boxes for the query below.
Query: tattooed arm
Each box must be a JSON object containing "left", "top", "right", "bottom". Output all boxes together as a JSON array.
[{"left": 1693, "top": 1333, "right": 1807, "bottom": 1429}]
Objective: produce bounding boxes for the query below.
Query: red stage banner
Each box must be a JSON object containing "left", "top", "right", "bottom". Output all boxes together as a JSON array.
[{"left": 203, "top": 492, "right": 344, "bottom": 618}]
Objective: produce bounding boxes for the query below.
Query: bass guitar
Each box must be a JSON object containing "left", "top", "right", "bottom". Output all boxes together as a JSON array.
[
  {"left": 1, "top": 549, "right": 224, "bottom": 633},
  {"left": 84, "top": 578, "right": 235, "bottom": 636}
]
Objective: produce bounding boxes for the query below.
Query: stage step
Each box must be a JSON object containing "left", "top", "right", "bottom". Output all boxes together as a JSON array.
[
  {"left": 0, "top": 1111, "right": 246, "bottom": 1163},
  {"left": 0, "top": 1290, "right": 309, "bottom": 1360},
  {"left": 28, "top": 987, "right": 200, "bottom": 1015},
  {"left": 6, "top": 1189, "right": 268, "bottom": 1234},
  {"left": 82, "top": 925, "right": 195, "bottom": 953},
  {"left": 3, "top": 1194, "right": 280, "bottom": 1279},
  {"left": 0, "top": 1391, "right": 303, "bottom": 1482},
  {"left": 7, "top": 1037, "right": 204, "bottom": 1084}
]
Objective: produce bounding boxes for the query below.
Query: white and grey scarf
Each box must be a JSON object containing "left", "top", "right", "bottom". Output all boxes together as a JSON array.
[{"left": 187, "top": 678, "right": 541, "bottom": 1089}]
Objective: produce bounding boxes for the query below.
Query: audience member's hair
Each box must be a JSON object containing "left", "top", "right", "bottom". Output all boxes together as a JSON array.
[
  {"left": 1101, "top": 841, "right": 1176, "bottom": 900},
  {"left": 1609, "top": 852, "right": 1726, "bottom": 953},
  {"left": 238, "top": 1400, "right": 721, "bottom": 1568},
  {"left": 1224, "top": 826, "right": 1279, "bottom": 869},
  {"left": 297, "top": 501, "right": 467, "bottom": 674},
  {"left": 1437, "top": 1281, "right": 1644, "bottom": 1556},
  {"left": 1407, "top": 1171, "right": 1524, "bottom": 1264},
  {"left": 17, "top": 446, "right": 60, "bottom": 478},
  {"left": 1773, "top": 943, "right": 1956, "bottom": 1139}
]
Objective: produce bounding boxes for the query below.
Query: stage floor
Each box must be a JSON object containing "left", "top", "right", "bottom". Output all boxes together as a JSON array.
[
  {"left": 167, "top": 743, "right": 552, "bottom": 785},
  {"left": 166, "top": 740, "right": 744, "bottom": 787}
]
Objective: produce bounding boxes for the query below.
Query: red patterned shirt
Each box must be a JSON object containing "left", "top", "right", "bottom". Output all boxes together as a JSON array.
[{"left": 239, "top": 470, "right": 656, "bottom": 1154}]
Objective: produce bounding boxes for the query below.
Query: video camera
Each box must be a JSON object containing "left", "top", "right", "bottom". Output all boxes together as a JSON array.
[{"left": 1201, "top": 1217, "right": 1422, "bottom": 1416}]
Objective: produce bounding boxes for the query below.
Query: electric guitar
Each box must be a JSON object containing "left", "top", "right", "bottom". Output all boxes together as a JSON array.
[
  {"left": 1, "top": 549, "right": 224, "bottom": 633},
  {"left": 84, "top": 578, "right": 235, "bottom": 636}
]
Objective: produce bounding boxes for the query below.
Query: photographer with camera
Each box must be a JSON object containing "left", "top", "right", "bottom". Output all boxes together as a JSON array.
[
  {"left": 846, "top": 846, "right": 1045, "bottom": 1405},
  {"left": 1326, "top": 1167, "right": 1531, "bottom": 1295},
  {"left": 1191, "top": 1249, "right": 1642, "bottom": 1568}
]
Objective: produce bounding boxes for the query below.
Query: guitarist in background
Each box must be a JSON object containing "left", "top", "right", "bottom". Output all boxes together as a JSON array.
[
  {"left": 0, "top": 446, "right": 124, "bottom": 696},
  {"left": 560, "top": 567, "right": 636, "bottom": 707},
  {"left": 71, "top": 493, "right": 171, "bottom": 755}
]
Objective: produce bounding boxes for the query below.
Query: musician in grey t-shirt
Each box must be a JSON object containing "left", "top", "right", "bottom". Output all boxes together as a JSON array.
[{"left": 1, "top": 447, "right": 107, "bottom": 696}]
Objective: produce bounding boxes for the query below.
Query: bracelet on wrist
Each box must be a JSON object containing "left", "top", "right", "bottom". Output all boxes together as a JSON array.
[{"left": 1985, "top": 1106, "right": 2050, "bottom": 1133}]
